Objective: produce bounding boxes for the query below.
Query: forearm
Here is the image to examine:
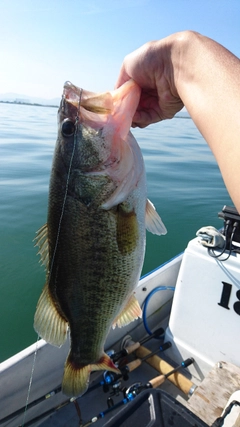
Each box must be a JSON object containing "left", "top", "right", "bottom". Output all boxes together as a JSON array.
[{"left": 170, "top": 31, "right": 240, "bottom": 210}]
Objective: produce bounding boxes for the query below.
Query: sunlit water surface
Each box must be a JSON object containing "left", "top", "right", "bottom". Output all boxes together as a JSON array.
[{"left": 0, "top": 103, "right": 231, "bottom": 361}]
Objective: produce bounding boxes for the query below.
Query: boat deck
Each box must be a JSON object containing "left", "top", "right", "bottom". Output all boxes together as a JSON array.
[
  {"left": 38, "top": 357, "right": 240, "bottom": 427},
  {"left": 2, "top": 241, "right": 240, "bottom": 427},
  {"left": 38, "top": 348, "right": 192, "bottom": 427}
]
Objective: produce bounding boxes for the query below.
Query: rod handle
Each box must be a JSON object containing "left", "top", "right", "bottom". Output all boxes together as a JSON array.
[
  {"left": 125, "top": 359, "right": 142, "bottom": 372},
  {"left": 149, "top": 375, "right": 166, "bottom": 388},
  {"left": 125, "top": 342, "right": 140, "bottom": 354},
  {"left": 136, "top": 345, "right": 195, "bottom": 396}
]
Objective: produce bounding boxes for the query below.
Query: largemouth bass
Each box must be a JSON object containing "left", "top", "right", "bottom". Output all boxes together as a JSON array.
[{"left": 34, "top": 79, "right": 167, "bottom": 397}]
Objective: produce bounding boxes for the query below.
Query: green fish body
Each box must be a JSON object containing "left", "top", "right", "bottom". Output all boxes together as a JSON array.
[{"left": 34, "top": 80, "right": 166, "bottom": 397}]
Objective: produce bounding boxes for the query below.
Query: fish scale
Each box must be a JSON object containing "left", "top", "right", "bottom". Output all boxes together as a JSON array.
[{"left": 34, "top": 79, "right": 167, "bottom": 397}]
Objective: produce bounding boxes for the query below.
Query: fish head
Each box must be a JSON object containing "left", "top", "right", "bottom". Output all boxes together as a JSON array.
[
  {"left": 57, "top": 80, "right": 144, "bottom": 208},
  {"left": 58, "top": 82, "right": 111, "bottom": 170}
]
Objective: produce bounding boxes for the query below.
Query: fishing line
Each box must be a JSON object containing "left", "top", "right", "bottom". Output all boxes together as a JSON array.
[
  {"left": 48, "top": 87, "right": 83, "bottom": 283},
  {"left": 22, "top": 88, "right": 83, "bottom": 426},
  {"left": 21, "top": 335, "right": 40, "bottom": 427}
]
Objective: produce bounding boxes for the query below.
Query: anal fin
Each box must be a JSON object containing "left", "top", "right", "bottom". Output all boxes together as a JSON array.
[
  {"left": 34, "top": 283, "right": 68, "bottom": 347},
  {"left": 112, "top": 294, "right": 142, "bottom": 329}
]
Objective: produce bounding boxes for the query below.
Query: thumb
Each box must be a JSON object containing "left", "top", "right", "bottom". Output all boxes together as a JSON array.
[{"left": 114, "top": 68, "right": 131, "bottom": 89}]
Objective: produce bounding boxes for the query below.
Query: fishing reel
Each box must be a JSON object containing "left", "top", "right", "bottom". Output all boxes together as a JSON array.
[
  {"left": 102, "top": 371, "right": 122, "bottom": 394},
  {"left": 123, "top": 382, "right": 147, "bottom": 400}
]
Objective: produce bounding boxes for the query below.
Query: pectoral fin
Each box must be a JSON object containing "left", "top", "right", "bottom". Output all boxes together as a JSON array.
[
  {"left": 145, "top": 199, "right": 167, "bottom": 235},
  {"left": 112, "top": 294, "right": 142, "bottom": 329},
  {"left": 116, "top": 204, "right": 139, "bottom": 255}
]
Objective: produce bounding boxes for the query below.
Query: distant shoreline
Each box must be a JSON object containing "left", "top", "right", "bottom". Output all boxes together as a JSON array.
[
  {"left": 0, "top": 100, "right": 58, "bottom": 108},
  {"left": 0, "top": 100, "right": 190, "bottom": 118}
]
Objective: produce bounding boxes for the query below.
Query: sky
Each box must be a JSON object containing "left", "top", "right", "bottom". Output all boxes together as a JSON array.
[{"left": 0, "top": 0, "right": 240, "bottom": 100}]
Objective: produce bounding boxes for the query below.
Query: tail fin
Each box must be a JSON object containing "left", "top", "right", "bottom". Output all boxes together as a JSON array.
[{"left": 62, "top": 352, "right": 120, "bottom": 397}]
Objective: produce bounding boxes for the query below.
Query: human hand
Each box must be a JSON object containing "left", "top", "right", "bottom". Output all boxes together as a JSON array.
[
  {"left": 115, "top": 36, "right": 184, "bottom": 128},
  {"left": 116, "top": 31, "right": 240, "bottom": 212}
]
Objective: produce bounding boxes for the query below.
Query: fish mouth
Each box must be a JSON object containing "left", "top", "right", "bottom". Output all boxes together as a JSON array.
[
  {"left": 61, "top": 82, "right": 122, "bottom": 174},
  {"left": 63, "top": 81, "right": 82, "bottom": 107},
  {"left": 63, "top": 81, "right": 113, "bottom": 115}
]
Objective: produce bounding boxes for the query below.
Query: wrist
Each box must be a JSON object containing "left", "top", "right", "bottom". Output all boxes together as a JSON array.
[{"left": 161, "top": 30, "right": 201, "bottom": 99}]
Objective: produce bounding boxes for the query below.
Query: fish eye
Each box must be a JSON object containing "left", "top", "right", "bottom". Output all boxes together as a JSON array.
[{"left": 61, "top": 119, "right": 75, "bottom": 137}]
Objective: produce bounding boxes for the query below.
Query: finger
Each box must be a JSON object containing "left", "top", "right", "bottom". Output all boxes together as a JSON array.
[
  {"left": 132, "top": 122, "right": 148, "bottom": 129},
  {"left": 114, "top": 74, "right": 130, "bottom": 89},
  {"left": 115, "top": 66, "right": 131, "bottom": 89},
  {"left": 131, "top": 110, "right": 155, "bottom": 128}
]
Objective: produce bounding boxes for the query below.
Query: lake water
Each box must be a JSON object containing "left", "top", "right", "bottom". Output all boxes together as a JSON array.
[{"left": 0, "top": 103, "right": 232, "bottom": 362}]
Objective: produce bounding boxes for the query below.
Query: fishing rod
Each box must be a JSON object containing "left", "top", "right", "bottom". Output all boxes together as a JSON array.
[
  {"left": 87, "top": 328, "right": 165, "bottom": 393},
  {"left": 88, "top": 340, "right": 171, "bottom": 394},
  {"left": 110, "top": 327, "right": 164, "bottom": 363},
  {"left": 9, "top": 345, "right": 171, "bottom": 427},
  {"left": 6, "top": 344, "right": 171, "bottom": 426},
  {"left": 120, "top": 341, "right": 172, "bottom": 376},
  {"left": 16, "top": 398, "right": 76, "bottom": 427},
  {"left": 1, "top": 332, "right": 166, "bottom": 425},
  {"left": 105, "top": 341, "right": 172, "bottom": 394},
  {"left": 81, "top": 357, "right": 195, "bottom": 427},
  {"left": 0, "top": 386, "right": 62, "bottom": 425},
  {"left": 135, "top": 345, "right": 197, "bottom": 396},
  {"left": 145, "top": 357, "right": 195, "bottom": 388},
  {"left": 14, "top": 357, "right": 194, "bottom": 427}
]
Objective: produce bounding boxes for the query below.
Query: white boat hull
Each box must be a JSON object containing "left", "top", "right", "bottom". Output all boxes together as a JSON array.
[{"left": 1, "top": 223, "right": 240, "bottom": 427}]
